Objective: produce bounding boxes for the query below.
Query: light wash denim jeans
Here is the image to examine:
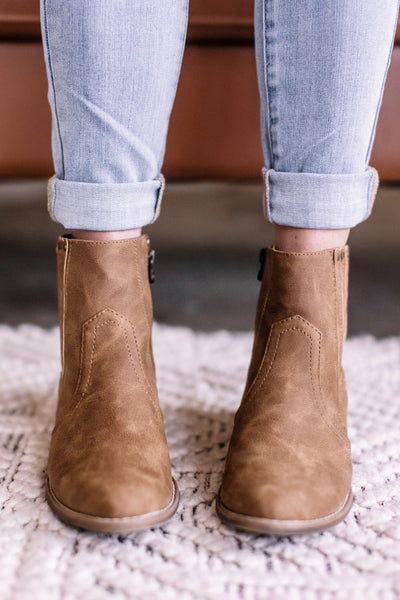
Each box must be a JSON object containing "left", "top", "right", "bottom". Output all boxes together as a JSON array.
[{"left": 40, "top": 0, "right": 399, "bottom": 231}]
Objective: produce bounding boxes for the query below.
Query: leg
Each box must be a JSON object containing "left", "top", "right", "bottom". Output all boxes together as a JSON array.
[
  {"left": 218, "top": 0, "right": 399, "bottom": 535},
  {"left": 256, "top": 0, "right": 398, "bottom": 242},
  {"left": 40, "top": 0, "right": 188, "bottom": 533},
  {"left": 41, "top": 0, "right": 187, "bottom": 234}
]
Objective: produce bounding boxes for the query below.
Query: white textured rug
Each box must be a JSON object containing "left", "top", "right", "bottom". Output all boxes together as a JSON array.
[{"left": 0, "top": 324, "right": 400, "bottom": 600}]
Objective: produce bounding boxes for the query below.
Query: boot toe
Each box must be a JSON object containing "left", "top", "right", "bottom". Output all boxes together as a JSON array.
[
  {"left": 52, "top": 471, "right": 173, "bottom": 519},
  {"left": 223, "top": 484, "right": 342, "bottom": 521}
]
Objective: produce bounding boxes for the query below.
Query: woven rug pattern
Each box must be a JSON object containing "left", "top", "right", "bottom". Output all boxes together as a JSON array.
[{"left": 0, "top": 324, "right": 400, "bottom": 600}]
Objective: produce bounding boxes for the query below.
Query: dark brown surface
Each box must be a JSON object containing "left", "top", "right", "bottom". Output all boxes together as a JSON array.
[
  {"left": 165, "top": 44, "right": 262, "bottom": 179},
  {"left": 0, "top": 43, "right": 52, "bottom": 176},
  {"left": 0, "top": 0, "right": 41, "bottom": 39},
  {"left": 187, "top": 0, "right": 253, "bottom": 43},
  {"left": 370, "top": 48, "right": 400, "bottom": 181}
]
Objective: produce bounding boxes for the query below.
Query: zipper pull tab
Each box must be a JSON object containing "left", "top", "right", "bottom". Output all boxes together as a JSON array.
[
  {"left": 334, "top": 248, "right": 346, "bottom": 263},
  {"left": 257, "top": 248, "right": 267, "bottom": 281},
  {"left": 148, "top": 249, "right": 156, "bottom": 284},
  {"left": 56, "top": 238, "right": 67, "bottom": 252}
]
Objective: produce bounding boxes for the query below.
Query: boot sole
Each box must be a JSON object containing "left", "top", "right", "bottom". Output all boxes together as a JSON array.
[
  {"left": 46, "top": 477, "right": 180, "bottom": 534},
  {"left": 216, "top": 489, "right": 353, "bottom": 536}
]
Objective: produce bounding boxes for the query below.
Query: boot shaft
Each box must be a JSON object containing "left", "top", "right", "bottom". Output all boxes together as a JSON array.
[
  {"left": 243, "top": 246, "right": 350, "bottom": 439},
  {"left": 55, "top": 234, "right": 156, "bottom": 420}
]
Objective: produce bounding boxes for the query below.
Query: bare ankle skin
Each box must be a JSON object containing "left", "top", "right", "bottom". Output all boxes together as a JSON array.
[
  {"left": 274, "top": 225, "right": 350, "bottom": 253},
  {"left": 71, "top": 228, "right": 142, "bottom": 241}
]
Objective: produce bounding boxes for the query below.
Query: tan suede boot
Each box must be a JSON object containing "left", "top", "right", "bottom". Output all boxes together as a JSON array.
[
  {"left": 45, "top": 234, "right": 179, "bottom": 533},
  {"left": 217, "top": 246, "right": 353, "bottom": 535}
]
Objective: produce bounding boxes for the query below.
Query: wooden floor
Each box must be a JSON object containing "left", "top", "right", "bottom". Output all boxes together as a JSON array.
[{"left": 0, "top": 180, "right": 399, "bottom": 336}]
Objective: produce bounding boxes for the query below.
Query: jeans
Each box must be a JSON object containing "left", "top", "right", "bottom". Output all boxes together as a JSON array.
[{"left": 40, "top": 0, "right": 399, "bottom": 231}]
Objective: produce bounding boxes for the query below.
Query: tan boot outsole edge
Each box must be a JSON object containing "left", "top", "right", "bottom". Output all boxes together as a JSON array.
[
  {"left": 46, "top": 477, "right": 180, "bottom": 534},
  {"left": 216, "top": 489, "right": 353, "bottom": 536}
]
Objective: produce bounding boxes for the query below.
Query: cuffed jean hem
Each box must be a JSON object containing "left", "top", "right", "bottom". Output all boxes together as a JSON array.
[
  {"left": 262, "top": 166, "right": 379, "bottom": 229},
  {"left": 47, "top": 174, "right": 165, "bottom": 230}
]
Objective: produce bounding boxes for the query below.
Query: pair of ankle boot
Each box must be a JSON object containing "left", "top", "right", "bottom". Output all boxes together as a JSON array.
[{"left": 45, "top": 234, "right": 353, "bottom": 535}]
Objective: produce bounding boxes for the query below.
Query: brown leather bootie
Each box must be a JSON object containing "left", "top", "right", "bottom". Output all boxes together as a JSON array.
[
  {"left": 217, "top": 246, "right": 353, "bottom": 535},
  {"left": 45, "top": 234, "right": 179, "bottom": 533}
]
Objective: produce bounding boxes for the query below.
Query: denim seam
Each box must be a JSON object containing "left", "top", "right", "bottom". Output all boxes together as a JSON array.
[
  {"left": 261, "top": 0, "right": 276, "bottom": 166},
  {"left": 150, "top": 175, "right": 165, "bottom": 224},
  {"left": 47, "top": 175, "right": 56, "bottom": 221},
  {"left": 41, "top": 0, "right": 65, "bottom": 179},
  {"left": 366, "top": 167, "right": 379, "bottom": 219},
  {"left": 262, "top": 167, "right": 273, "bottom": 222},
  {"left": 365, "top": 0, "right": 400, "bottom": 164}
]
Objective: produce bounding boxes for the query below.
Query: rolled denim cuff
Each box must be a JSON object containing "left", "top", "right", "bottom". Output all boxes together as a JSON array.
[
  {"left": 262, "top": 167, "right": 379, "bottom": 229},
  {"left": 47, "top": 174, "right": 165, "bottom": 230}
]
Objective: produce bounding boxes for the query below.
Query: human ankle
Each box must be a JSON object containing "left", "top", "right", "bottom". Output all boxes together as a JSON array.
[
  {"left": 71, "top": 228, "right": 142, "bottom": 241},
  {"left": 273, "top": 225, "right": 350, "bottom": 253}
]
